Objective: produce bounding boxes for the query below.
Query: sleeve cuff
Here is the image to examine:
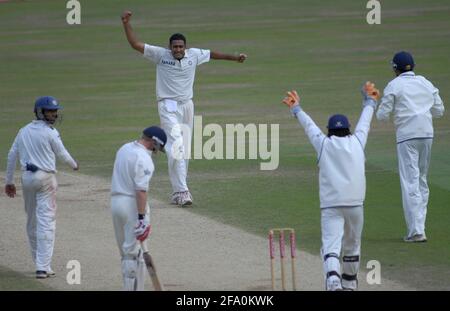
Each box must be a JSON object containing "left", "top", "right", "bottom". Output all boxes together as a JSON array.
[
  {"left": 291, "top": 105, "right": 302, "bottom": 117},
  {"left": 363, "top": 98, "right": 377, "bottom": 108}
]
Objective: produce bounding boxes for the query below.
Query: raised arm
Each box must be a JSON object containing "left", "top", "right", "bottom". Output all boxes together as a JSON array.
[
  {"left": 282, "top": 90, "right": 326, "bottom": 155},
  {"left": 354, "top": 81, "right": 380, "bottom": 148},
  {"left": 210, "top": 51, "right": 247, "bottom": 63},
  {"left": 121, "top": 11, "right": 144, "bottom": 54}
]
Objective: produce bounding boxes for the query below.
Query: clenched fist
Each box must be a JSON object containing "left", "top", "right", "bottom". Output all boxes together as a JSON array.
[
  {"left": 121, "top": 11, "right": 132, "bottom": 24},
  {"left": 5, "top": 184, "right": 16, "bottom": 198},
  {"left": 237, "top": 53, "right": 247, "bottom": 63}
]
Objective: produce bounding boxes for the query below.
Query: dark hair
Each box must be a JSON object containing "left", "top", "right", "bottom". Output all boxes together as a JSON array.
[
  {"left": 169, "top": 33, "right": 186, "bottom": 45},
  {"left": 328, "top": 128, "right": 351, "bottom": 137}
]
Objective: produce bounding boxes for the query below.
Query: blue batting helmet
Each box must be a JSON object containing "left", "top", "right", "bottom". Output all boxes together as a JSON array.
[
  {"left": 327, "top": 114, "right": 350, "bottom": 130},
  {"left": 34, "top": 96, "right": 62, "bottom": 112},
  {"left": 392, "top": 51, "right": 415, "bottom": 72},
  {"left": 143, "top": 126, "right": 167, "bottom": 152},
  {"left": 34, "top": 96, "right": 62, "bottom": 124}
]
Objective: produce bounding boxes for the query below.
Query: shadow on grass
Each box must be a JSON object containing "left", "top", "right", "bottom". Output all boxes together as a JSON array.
[{"left": 0, "top": 266, "right": 54, "bottom": 291}]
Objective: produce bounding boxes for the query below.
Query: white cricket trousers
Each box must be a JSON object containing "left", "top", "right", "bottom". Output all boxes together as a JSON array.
[
  {"left": 158, "top": 99, "right": 194, "bottom": 193},
  {"left": 321, "top": 206, "right": 363, "bottom": 284},
  {"left": 111, "top": 194, "right": 149, "bottom": 291},
  {"left": 397, "top": 138, "right": 432, "bottom": 237},
  {"left": 21, "top": 170, "right": 57, "bottom": 272}
]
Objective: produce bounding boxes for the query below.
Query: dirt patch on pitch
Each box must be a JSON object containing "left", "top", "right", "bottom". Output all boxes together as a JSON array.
[{"left": 0, "top": 172, "right": 412, "bottom": 290}]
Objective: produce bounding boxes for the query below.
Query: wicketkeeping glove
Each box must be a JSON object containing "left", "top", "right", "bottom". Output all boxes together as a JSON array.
[
  {"left": 282, "top": 90, "right": 302, "bottom": 117},
  {"left": 134, "top": 214, "right": 151, "bottom": 241},
  {"left": 361, "top": 81, "right": 380, "bottom": 109}
]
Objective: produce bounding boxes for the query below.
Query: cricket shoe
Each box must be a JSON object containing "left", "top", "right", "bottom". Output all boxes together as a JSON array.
[
  {"left": 179, "top": 191, "right": 193, "bottom": 207},
  {"left": 47, "top": 269, "right": 56, "bottom": 278},
  {"left": 170, "top": 192, "right": 181, "bottom": 205},
  {"left": 342, "top": 279, "right": 358, "bottom": 291},
  {"left": 326, "top": 276, "right": 343, "bottom": 291},
  {"left": 403, "top": 234, "right": 427, "bottom": 243},
  {"left": 36, "top": 270, "right": 49, "bottom": 279}
]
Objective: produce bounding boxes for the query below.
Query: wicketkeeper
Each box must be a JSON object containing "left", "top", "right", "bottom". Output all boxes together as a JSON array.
[{"left": 281, "top": 82, "right": 380, "bottom": 290}]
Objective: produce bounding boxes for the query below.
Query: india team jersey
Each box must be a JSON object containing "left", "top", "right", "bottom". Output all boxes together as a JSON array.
[
  {"left": 296, "top": 106, "right": 374, "bottom": 208},
  {"left": 6, "top": 120, "right": 77, "bottom": 184},
  {"left": 143, "top": 43, "right": 211, "bottom": 102},
  {"left": 377, "top": 72, "right": 444, "bottom": 143},
  {"left": 111, "top": 141, "right": 154, "bottom": 196}
]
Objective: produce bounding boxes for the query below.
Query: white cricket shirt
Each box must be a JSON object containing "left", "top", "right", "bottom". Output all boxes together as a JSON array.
[
  {"left": 143, "top": 44, "right": 211, "bottom": 102},
  {"left": 111, "top": 141, "right": 154, "bottom": 197},
  {"left": 296, "top": 106, "right": 374, "bottom": 208},
  {"left": 6, "top": 120, "right": 77, "bottom": 184},
  {"left": 376, "top": 71, "right": 444, "bottom": 143}
]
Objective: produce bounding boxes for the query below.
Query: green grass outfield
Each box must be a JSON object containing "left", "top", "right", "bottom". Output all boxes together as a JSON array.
[{"left": 1, "top": 0, "right": 449, "bottom": 290}]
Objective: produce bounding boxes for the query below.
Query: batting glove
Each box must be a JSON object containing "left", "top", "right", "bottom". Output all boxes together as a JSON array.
[
  {"left": 282, "top": 90, "right": 302, "bottom": 117},
  {"left": 361, "top": 81, "right": 380, "bottom": 109},
  {"left": 134, "top": 214, "right": 151, "bottom": 242}
]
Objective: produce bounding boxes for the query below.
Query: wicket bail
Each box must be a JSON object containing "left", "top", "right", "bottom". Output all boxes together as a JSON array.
[{"left": 269, "top": 228, "right": 297, "bottom": 291}]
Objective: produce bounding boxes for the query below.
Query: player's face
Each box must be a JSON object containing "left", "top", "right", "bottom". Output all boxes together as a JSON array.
[
  {"left": 43, "top": 109, "right": 58, "bottom": 124},
  {"left": 144, "top": 139, "right": 157, "bottom": 154},
  {"left": 170, "top": 40, "right": 186, "bottom": 60}
]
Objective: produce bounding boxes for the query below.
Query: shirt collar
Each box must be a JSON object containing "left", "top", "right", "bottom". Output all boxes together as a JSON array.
[
  {"left": 32, "top": 119, "right": 53, "bottom": 128},
  {"left": 133, "top": 141, "right": 152, "bottom": 154},
  {"left": 399, "top": 71, "right": 415, "bottom": 77}
]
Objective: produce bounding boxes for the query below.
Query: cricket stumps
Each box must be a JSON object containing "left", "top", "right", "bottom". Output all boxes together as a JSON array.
[{"left": 269, "top": 228, "right": 297, "bottom": 291}]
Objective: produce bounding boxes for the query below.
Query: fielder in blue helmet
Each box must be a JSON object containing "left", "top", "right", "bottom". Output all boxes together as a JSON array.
[
  {"left": 34, "top": 96, "right": 62, "bottom": 125},
  {"left": 378, "top": 51, "right": 445, "bottom": 243},
  {"left": 391, "top": 51, "right": 415, "bottom": 73}
]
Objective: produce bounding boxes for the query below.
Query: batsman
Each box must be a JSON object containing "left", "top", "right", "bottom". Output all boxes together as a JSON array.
[
  {"left": 110, "top": 126, "right": 166, "bottom": 291},
  {"left": 281, "top": 82, "right": 380, "bottom": 291},
  {"left": 5, "top": 96, "right": 79, "bottom": 279}
]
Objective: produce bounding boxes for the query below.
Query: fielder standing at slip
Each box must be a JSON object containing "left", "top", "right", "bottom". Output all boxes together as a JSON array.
[
  {"left": 121, "top": 10, "right": 247, "bottom": 206},
  {"left": 376, "top": 51, "right": 445, "bottom": 243},
  {"left": 5, "top": 96, "right": 79, "bottom": 279},
  {"left": 111, "top": 126, "right": 166, "bottom": 291},
  {"left": 282, "top": 82, "right": 380, "bottom": 291}
]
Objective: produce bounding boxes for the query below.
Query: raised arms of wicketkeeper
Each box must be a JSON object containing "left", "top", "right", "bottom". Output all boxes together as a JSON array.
[
  {"left": 354, "top": 81, "right": 380, "bottom": 149},
  {"left": 282, "top": 90, "right": 326, "bottom": 155}
]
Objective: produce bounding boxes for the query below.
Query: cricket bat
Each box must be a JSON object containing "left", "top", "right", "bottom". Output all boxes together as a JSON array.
[{"left": 140, "top": 241, "right": 164, "bottom": 291}]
